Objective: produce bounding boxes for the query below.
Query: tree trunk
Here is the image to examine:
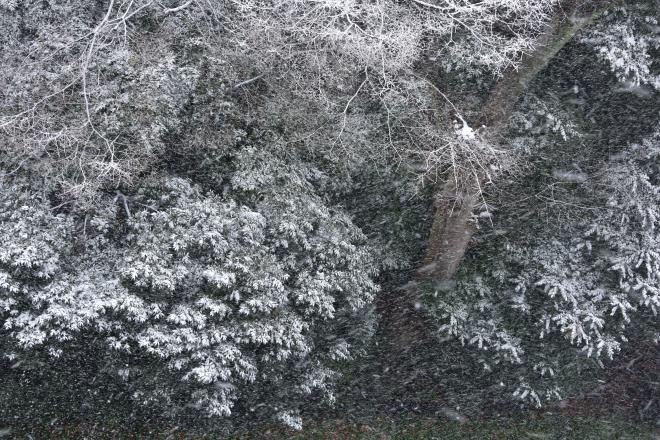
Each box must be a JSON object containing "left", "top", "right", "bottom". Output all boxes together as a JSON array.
[{"left": 417, "top": 0, "right": 617, "bottom": 284}]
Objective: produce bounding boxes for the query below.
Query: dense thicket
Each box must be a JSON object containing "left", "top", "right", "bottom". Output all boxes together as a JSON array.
[{"left": 0, "top": 0, "right": 658, "bottom": 430}]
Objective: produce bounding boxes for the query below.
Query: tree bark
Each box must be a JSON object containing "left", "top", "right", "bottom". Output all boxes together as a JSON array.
[{"left": 417, "top": 0, "right": 618, "bottom": 284}]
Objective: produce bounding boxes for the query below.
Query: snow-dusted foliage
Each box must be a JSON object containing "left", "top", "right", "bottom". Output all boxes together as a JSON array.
[
  {"left": 0, "top": 152, "right": 378, "bottom": 425},
  {"left": 0, "top": 1, "right": 388, "bottom": 425},
  {"left": 0, "top": 0, "right": 197, "bottom": 204},
  {"left": 1, "top": 0, "right": 658, "bottom": 427},
  {"left": 583, "top": 2, "right": 660, "bottom": 90},
  {"left": 424, "top": 127, "right": 660, "bottom": 406},
  {"left": 0, "top": 0, "right": 562, "bottom": 209},
  {"left": 233, "top": 0, "right": 559, "bottom": 79},
  {"left": 592, "top": 129, "right": 660, "bottom": 318}
]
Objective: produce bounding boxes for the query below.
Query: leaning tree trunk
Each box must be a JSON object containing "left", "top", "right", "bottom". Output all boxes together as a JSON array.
[
  {"left": 417, "top": 0, "right": 619, "bottom": 284},
  {"left": 378, "top": 0, "right": 619, "bottom": 391}
]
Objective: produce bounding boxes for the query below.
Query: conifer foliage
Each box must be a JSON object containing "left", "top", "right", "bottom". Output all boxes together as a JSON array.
[
  {"left": 424, "top": 123, "right": 660, "bottom": 406},
  {"left": 1, "top": 161, "right": 378, "bottom": 424},
  {"left": 0, "top": 0, "right": 658, "bottom": 429}
]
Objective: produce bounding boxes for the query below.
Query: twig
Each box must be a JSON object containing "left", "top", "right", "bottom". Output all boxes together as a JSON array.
[
  {"left": 337, "top": 67, "right": 369, "bottom": 142},
  {"left": 162, "top": 0, "right": 193, "bottom": 15},
  {"left": 233, "top": 73, "right": 266, "bottom": 89}
]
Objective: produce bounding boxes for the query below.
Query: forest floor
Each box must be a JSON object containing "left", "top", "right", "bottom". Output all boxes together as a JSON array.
[
  {"left": 5, "top": 411, "right": 658, "bottom": 439},
  {"left": 240, "top": 414, "right": 658, "bottom": 440},
  {"left": 5, "top": 341, "right": 657, "bottom": 439}
]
